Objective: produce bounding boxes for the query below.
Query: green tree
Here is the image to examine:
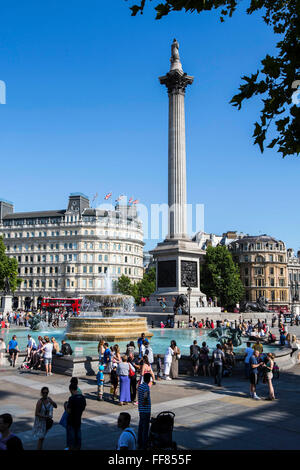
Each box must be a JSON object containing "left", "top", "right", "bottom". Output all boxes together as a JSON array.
[
  {"left": 137, "top": 267, "right": 156, "bottom": 299},
  {"left": 0, "top": 236, "right": 21, "bottom": 293},
  {"left": 116, "top": 268, "right": 157, "bottom": 305},
  {"left": 116, "top": 274, "right": 133, "bottom": 296},
  {"left": 128, "top": 0, "right": 300, "bottom": 157},
  {"left": 200, "top": 245, "right": 244, "bottom": 310}
]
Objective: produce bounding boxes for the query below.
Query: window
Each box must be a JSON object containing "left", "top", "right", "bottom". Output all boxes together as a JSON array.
[
  {"left": 54, "top": 280, "right": 58, "bottom": 287},
  {"left": 89, "top": 279, "right": 93, "bottom": 288},
  {"left": 55, "top": 255, "right": 59, "bottom": 262},
  {"left": 104, "top": 255, "right": 108, "bottom": 262},
  {"left": 66, "top": 279, "right": 70, "bottom": 288},
  {"left": 271, "top": 291, "right": 275, "bottom": 301},
  {"left": 98, "top": 255, "right": 103, "bottom": 261},
  {"left": 89, "top": 266, "right": 93, "bottom": 273},
  {"left": 83, "top": 254, "right": 87, "bottom": 262},
  {"left": 89, "top": 243, "right": 93, "bottom": 249},
  {"left": 83, "top": 266, "right": 87, "bottom": 273},
  {"left": 279, "top": 279, "right": 285, "bottom": 287},
  {"left": 49, "top": 280, "right": 52, "bottom": 287},
  {"left": 270, "top": 278, "right": 275, "bottom": 286},
  {"left": 89, "top": 254, "right": 93, "bottom": 262},
  {"left": 74, "top": 254, "right": 78, "bottom": 261},
  {"left": 64, "top": 243, "right": 68, "bottom": 249},
  {"left": 98, "top": 266, "right": 102, "bottom": 273},
  {"left": 270, "top": 267, "right": 274, "bottom": 275},
  {"left": 82, "top": 279, "right": 87, "bottom": 288},
  {"left": 254, "top": 267, "right": 264, "bottom": 275},
  {"left": 280, "top": 268, "right": 284, "bottom": 276}
]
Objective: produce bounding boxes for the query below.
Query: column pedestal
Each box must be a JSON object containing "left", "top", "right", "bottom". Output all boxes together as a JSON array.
[{"left": 0, "top": 295, "right": 13, "bottom": 314}]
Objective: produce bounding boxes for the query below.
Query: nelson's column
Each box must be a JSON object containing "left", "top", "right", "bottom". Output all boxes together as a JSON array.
[{"left": 147, "top": 39, "right": 221, "bottom": 316}]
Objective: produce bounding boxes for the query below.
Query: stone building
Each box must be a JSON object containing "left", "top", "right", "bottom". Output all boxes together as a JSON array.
[
  {"left": 287, "top": 248, "right": 300, "bottom": 309},
  {"left": 228, "top": 234, "right": 289, "bottom": 307},
  {"left": 0, "top": 194, "right": 144, "bottom": 309}
]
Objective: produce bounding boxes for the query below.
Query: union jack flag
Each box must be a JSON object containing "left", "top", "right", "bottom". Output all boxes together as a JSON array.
[{"left": 104, "top": 192, "right": 112, "bottom": 200}]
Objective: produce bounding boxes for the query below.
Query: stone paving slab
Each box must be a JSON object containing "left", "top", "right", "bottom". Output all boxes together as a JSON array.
[{"left": 2, "top": 365, "right": 300, "bottom": 449}]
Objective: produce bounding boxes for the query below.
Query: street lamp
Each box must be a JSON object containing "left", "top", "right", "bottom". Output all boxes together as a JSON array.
[{"left": 187, "top": 286, "right": 192, "bottom": 324}]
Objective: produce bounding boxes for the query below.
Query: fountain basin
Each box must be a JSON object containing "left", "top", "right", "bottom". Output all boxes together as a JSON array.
[{"left": 66, "top": 316, "right": 153, "bottom": 342}]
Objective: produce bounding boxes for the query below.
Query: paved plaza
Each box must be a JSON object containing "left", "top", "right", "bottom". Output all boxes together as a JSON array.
[{"left": 2, "top": 361, "right": 300, "bottom": 450}]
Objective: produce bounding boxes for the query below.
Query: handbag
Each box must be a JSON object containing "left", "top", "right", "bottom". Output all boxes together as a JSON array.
[
  {"left": 45, "top": 416, "right": 53, "bottom": 431},
  {"left": 129, "top": 367, "right": 135, "bottom": 377},
  {"left": 59, "top": 411, "right": 68, "bottom": 429},
  {"left": 176, "top": 354, "right": 181, "bottom": 360}
]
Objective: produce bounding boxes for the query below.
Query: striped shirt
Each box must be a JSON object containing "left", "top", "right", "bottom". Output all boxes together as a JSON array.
[{"left": 138, "top": 383, "right": 151, "bottom": 413}]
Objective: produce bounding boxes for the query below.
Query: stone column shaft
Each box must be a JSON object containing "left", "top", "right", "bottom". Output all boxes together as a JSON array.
[
  {"left": 159, "top": 40, "right": 193, "bottom": 240},
  {"left": 168, "top": 90, "right": 187, "bottom": 239}
]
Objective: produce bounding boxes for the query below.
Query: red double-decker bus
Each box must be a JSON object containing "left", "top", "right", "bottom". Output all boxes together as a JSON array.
[{"left": 41, "top": 297, "right": 82, "bottom": 314}]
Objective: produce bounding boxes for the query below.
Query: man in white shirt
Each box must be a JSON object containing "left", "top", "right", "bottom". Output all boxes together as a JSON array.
[
  {"left": 244, "top": 341, "right": 254, "bottom": 378},
  {"left": 117, "top": 412, "right": 136, "bottom": 450}
]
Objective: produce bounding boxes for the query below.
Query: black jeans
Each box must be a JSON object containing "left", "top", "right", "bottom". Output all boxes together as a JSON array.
[
  {"left": 130, "top": 376, "right": 137, "bottom": 402},
  {"left": 138, "top": 412, "right": 151, "bottom": 450},
  {"left": 214, "top": 364, "right": 223, "bottom": 386}
]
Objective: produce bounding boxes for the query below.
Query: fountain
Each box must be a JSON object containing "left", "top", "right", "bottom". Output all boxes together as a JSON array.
[{"left": 65, "top": 277, "right": 153, "bottom": 342}]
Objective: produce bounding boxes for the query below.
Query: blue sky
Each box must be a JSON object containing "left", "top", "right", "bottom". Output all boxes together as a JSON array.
[{"left": 0, "top": 1, "right": 299, "bottom": 252}]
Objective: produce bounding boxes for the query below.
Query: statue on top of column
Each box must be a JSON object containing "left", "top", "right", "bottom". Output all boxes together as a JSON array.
[{"left": 170, "top": 38, "right": 183, "bottom": 73}]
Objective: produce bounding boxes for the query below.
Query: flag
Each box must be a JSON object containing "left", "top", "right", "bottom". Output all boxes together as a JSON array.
[
  {"left": 128, "top": 197, "right": 133, "bottom": 204},
  {"left": 92, "top": 192, "right": 98, "bottom": 202},
  {"left": 132, "top": 199, "right": 139, "bottom": 204},
  {"left": 115, "top": 194, "right": 125, "bottom": 202},
  {"left": 104, "top": 192, "right": 112, "bottom": 200}
]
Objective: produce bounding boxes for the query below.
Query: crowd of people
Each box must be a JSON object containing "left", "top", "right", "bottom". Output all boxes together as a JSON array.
[
  {"left": 0, "top": 310, "right": 71, "bottom": 330},
  {"left": 2, "top": 311, "right": 300, "bottom": 450},
  {"left": 0, "top": 333, "right": 73, "bottom": 372}
]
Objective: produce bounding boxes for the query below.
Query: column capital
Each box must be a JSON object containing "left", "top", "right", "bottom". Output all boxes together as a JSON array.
[{"left": 159, "top": 70, "right": 194, "bottom": 95}]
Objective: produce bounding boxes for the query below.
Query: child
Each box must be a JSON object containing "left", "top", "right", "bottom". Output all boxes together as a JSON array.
[
  {"left": 110, "top": 363, "right": 118, "bottom": 402},
  {"left": 156, "top": 354, "right": 162, "bottom": 380},
  {"left": 70, "top": 377, "right": 83, "bottom": 395},
  {"left": 96, "top": 365, "right": 105, "bottom": 401}
]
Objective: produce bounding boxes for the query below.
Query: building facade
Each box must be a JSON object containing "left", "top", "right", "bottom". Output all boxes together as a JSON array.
[
  {"left": 228, "top": 235, "right": 289, "bottom": 307},
  {"left": 287, "top": 248, "right": 300, "bottom": 308},
  {"left": 0, "top": 194, "right": 144, "bottom": 309}
]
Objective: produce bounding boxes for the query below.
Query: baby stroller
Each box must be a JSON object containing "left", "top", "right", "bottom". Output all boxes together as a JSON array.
[{"left": 147, "top": 411, "right": 177, "bottom": 450}]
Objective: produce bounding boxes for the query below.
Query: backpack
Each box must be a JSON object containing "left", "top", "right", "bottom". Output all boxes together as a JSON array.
[{"left": 145, "top": 347, "right": 154, "bottom": 364}]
